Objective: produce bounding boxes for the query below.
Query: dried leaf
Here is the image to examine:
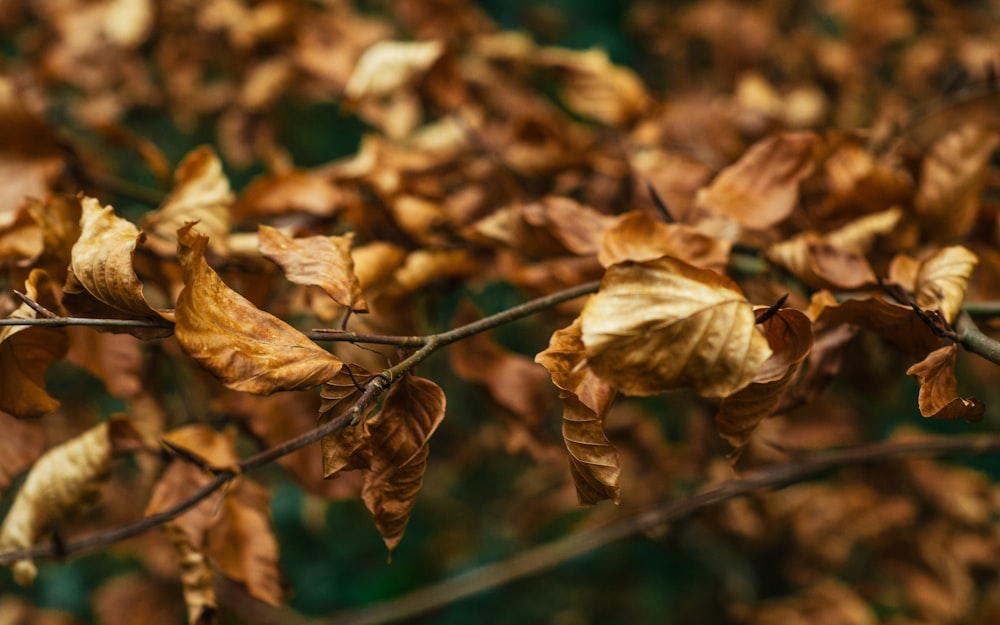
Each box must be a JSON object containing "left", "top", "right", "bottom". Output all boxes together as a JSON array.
[
  {"left": 0, "top": 418, "right": 139, "bottom": 585},
  {"left": 174, "top": 223, "right": 342, "bottom": 394},
  {"left": 695, "top": 132, "right": 818, "bottom": 230},
  {"left": 915, "top": 124, "right": 1000, "bottom": 242},
  {"left": 143, "top": 147, "right": 233, "bottom": 257},
  {"left": 536, "top": 317, "right": 620, "bottom": 505},
  {"left": 716, "top": 309, "right": 814, "bottom": 452},
  {"left": 320, "top": 364, "right": 376, "bottom": 478},
  {"left": 914, "top": 246, "right": 978, "bottom": 323},
  {"left": 65, "top": 328, "right": 143, "bottom": 399},
  {"left": 164, "top": 524, "right": 217, "bottom": 625},
  {"left": 598, "top": 210, "right": 731, "bottom": 271},
  {"left": 235, "top": 171, "right": 346, "bottom": 219},
  {"left": 535, "top": 46, "right": 650, "bottom": 124},
  {"left": 258, "top": 225, "right": 367, "bottom": 311},
  {"left": 906, "top": 345, "right": 985, "bottom": 421},
  {"left": 362, "top": 375, "right": 446, "bottom": 553},
  {"left": 582, "top": 257, "right": 772, "bottom": 397},
  {"left": 0, "top": 270, "right": 69, "bottom": 418},
  {"left": 161, "top": 424, "right": 240, "bottom": 473},
  {"left": 345, "top": 40, "right": 445, "bottom": 100},
  {"left": 0, "top": 412, "right": 46, "bottom": 495},
  {"left": 809, "top": 291, "right": 940, "bottom": 356}
]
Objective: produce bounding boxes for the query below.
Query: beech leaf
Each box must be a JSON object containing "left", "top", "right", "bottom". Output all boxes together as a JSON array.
[
  {"left": 536, "top": 317, "right": 620, "bottom": 505},
  {"left": 914, "top": 246, "right": 978, "bottom": 323},
  {"left": 320, "top": 364, "right": 376, "bottom": 478},
  {"left": 258, "top": 225, "right": 367, "bottom": 311},
  {"left": 906, "top": 345, "right": 985, "bottom": 421},
  {"left": 361, "top": 375, "right": 446, "bottom": 554},
  {"left": 582, "top": 257, "right": 772, "bottom": 397},
  {"left": 174, "top": 223, "right": 343, "bottom": 394},
  {"left": 598, "top": 210, "right": 730, "bottom": 271},
  {"left": 0, "top": 418, "right": 139, "bottom": 586},
  {"left": 164, "top": 524, "right": 217, "bottom": 625}
]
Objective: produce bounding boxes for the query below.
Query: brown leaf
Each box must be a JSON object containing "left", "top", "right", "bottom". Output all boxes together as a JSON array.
[
  {"left": 362, "top": 375, "right": 446, "bottom": 553},
  {"left": 536, "top": 317, "right": 620, "bottom": 505},
  {"left": 0, "top": 270, "right": 69, "bottom": 418},
  {"left": 93, "top": 573, "right": 185, "bottom": 625},
  {"left": 143, "top": 147, "right": 233, "bottom": 257},
  {"left": 716, "top": 309, "right": 814, "bottom": 452},
  {"left": 582, "top": 257, "right": 772, "bottom": 397},
  {"left": 915, "top": 124, "right": 1000, "bottom": 242},
  {"left": 0, "top": 412, "right": 46, "bottom": 495},
  {"left": 906, "top": 345, "right": 985, "bottom": 421},
  {"left": 0, "top": 418, "right": 139, "bottom": 585},
  {"left": 695, "top": 132, "right": 818, "bottom": 230},
  {"left": 163, "top": 524, "right": 217, "bottom": 625},
  {"left": 161, "top": 424, "right": 240, "bottom": 473},
  {"left": 534, "top": 46, "right": 650, "bottom": 125},
  {"left": 258, "top": 225, "right": 367, "bottom": 311},
  {"left": 174, "top": 223, "right": 342, "bottom": 394},
  {"left": 345, "top": 40, "right": 445, "bottom": 100},
  {"left": 914, "top": 246, "right": 978, "bottom": 323},
  {"left": 598, "top": 210, "right": 731, "bottom": 271},
  {"left": 65, "top": 328, "right": 143, "bottom": 399},
  {"left": 809, "top": 291, "right": 940, "bottom": 356},
  {"left": 320, "top": 364, "right": 376, "bottom": 478},
  {"left": 470, "top": 196, "right": 614, "bottom": 258},
  {"left": 235, "top": 171, "right": 347, "bottom": 219}
]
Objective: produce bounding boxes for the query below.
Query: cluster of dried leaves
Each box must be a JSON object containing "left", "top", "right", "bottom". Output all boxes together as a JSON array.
[{"left": 3, "top": 0, "right": 1000, "bottom": 623}]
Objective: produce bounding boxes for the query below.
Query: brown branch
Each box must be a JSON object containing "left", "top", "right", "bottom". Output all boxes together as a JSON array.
[{"left": 320, "top": 433, "right": 1000, "bottom": 625}]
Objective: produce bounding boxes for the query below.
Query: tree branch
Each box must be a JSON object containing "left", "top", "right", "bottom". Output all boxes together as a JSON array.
[{"left": 319, "top": 433, "right": 1000, "bottom": 625}]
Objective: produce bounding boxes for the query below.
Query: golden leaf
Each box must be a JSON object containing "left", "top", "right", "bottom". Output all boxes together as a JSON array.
[
  {"left": 0, "top": 418, "right": 139, "bottom": 586},
  {"left": 143, "top": 147, "right": 233, "bottom": 257},
  {"left": 345, "top": 40, "right": 445, "bottom": 100},
  {"left": 582, "top": 257, "right": 772, "bottom": 397},
  {"left": 716, "top": 309, "right": 814, "bottom": 452},
  {"left": 258, "top": 225, "right": 367, "bottom": 311},
  {"left": 694, "top": 132, "right": 818, "bottom": 230},
  {"left": 0, "top": 270, "right": 69, "bottom": 418},
  {"left": 915, "top": 124, "right": 1000, "bottom": 242},
  {"left": 536, "top": 317, "right": 620, "bottom": 505},
  {"left": 598, "top": 210, "right": 730, "bottom": 271},
  {"left": 362, "top": 375, "right": 446, "bottom": 553},
  {"left": 914, "top": 246, "right": 978, "bottom": 323},
  {"left": 906, "top": 345, "right": 985, "bottom": 421},
  {"left": 174, "top": 223, "right": 343, "bottom": 394}
]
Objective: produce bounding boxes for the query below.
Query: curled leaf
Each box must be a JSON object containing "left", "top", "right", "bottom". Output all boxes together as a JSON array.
[
  {"left": 582, "top": 257, "right": 772, "bottom": 397},
  {"left": 0, "top": 418, "right": 139, "bottom": 585},
  {"left": 598, "top": 210, "right": 730, "bottom": 271},
  {"left": 536, "top": 317, "right": 620, "bottom": 505},
  {"left": 809, "top": 291, "right": 940, "bottom": 356},
  {"left": 174, "top": 223, "right": 343, "bottom": 394},
  {"left": 906, "top": 345, "right": 985, "bottom": 421},
  {"left": 362, "top": 375, "right": 446, "bottom": 553},
  {"left": 0, "top": 270, "right": 69, "bottom": 418},
  {"left": 258, "top": 225, "right": 367, "bottom": 311},
  {"left": 914, "top": 246, "right": 978, "bottom": 323},
  {"left": 320, "top": 364, "right": 376, "bottom": 478}
]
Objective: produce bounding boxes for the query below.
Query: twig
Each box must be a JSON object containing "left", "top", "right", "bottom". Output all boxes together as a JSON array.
[
  {"left": 319, "top": 434, "right": 1000, "bottom": 625},
  {"left": 0, "top": 316, "right": 174, "bottom": 329}
]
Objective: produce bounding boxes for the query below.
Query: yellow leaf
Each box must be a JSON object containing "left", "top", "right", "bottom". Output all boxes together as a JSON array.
[
  {"left": 345, "top": 40, "right": 445, "bottom": 100},
  {"left": 915, "top": 124, "right": 1000, "bottom": 242},
  {"left": 258, "top": 225, "right": 367, "bottom": 311},
  {"left": 536, "top": 318, "right": 620, "bottom": 505},
  {"left": 143, "top": 146, "right": 233, "bottom": 257},
  {"left": 582, "top": 257, "right": 772, "bottom": 397},
  {"left": 174, "top": 223, "right": 343, "bottom": 394},
  {"left": 906, "top": 345, "right": 985, "bottom": 421},
  {"left": 361, "top": 375, "right": 445, "bottom": 553},
  {"left": 695, "top": 132, "right": 818, "bottom": 230},
  {"left": 0, "top": 418, "right": 139, "bottom": 586},
  {"left": 0, "top": 270, "right": 68, "bottom": 418}
]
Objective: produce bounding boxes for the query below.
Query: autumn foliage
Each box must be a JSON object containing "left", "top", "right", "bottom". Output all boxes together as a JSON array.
[{"left": 4, "top": 0, "right": 1000, "bottom": 623}]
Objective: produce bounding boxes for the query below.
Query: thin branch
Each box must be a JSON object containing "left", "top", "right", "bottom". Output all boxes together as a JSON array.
[
  {"left": 0, "top": 316, "right": 174, "bottom": 329},
  {"left": 954, "top": 312, "right": 1000, "bottom": 366},
  {"left": 305, "top": 330, "right": 427, "bottom": 347},
  {"left": 320, "top": 434, "right": 1000, "bottom": 625}
]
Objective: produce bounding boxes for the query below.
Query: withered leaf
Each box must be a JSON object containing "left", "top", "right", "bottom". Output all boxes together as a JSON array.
[
  {"left": 534, "top": 46, "right": 649, "bottom": 125},
  {"left": 915, "top": 124, "right": 1000, "bottom": 242},
  {"left": 906, "top": 345, "right": 985, "bottom": 421},
  {"left": 143, "top": 147, "right": 233, "bottom": 257},
  {"left": 164, "top": 524, "right": 217, "bottom": 625},
  {"left": 0, "top": 418, "right": 139, "bottom": 585},
  {"left": 535, "top": 317, "right": 620, "bottom": 505},
  {"left": 914, "top": 246, "right": 978, "bottom": 323},
  {"left": 258, "top": 225, "right": 367, "bottom": 311},
  {"left": 0, "top": 412, "right": 46, "bottom": 495},
  {"left": 695, "top": 132, "right": 818, "bottom": 230},
  {"left": 320, "top": 364, "right": 376, "bottom": 478},
  {"left": 345, "top": 40, "right": 445, "bottom": 100},
  {"left": 582, "top": 257, "right": 772, "bottom": 397},
  {"left": 362, "top": 375, "right": 446, "bottom": 553},
  {"left": 716, "top": 308, "right": 814, "bottom": 452},
  {"left": 0, "top": 270, "right": 69, "bottom": 418},
  {"left": 598, "top": 210, "right": 730, "bottom": 271},
  {"left": 810, "top": 291, "right": 940, "bottom": 356},
  {"left": 174, "top": 223, "right": 342, "bottom": 394}
]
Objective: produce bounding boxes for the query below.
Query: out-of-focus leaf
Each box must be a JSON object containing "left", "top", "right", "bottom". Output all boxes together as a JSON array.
[
  {"left": 536, "top": 317, "right": 620, "bottom": 505},
  {"left": 174, "top": 223, "right": 342, "bottom": 394},
  {"left": 534, "top": 46, "right": 650, "bottom": 125},
  {"left": 915, "top": 124, "right": 1000, "bottom": 242},
  {"left": 65, "top": 328, "right": 143, "bottom": 398},
  {"left": 906, "top": 345, "right": 985, "bottom": 421},
  {"left": 93, "top": 573, "right": 184, "bottom": 625},
  {"left": 695, "top": 132, "right": 818, "bottom": 230},
  {"left": 345, "top": 40, "right": 445, "bottom": 100},
  {"left": 598, "top": 210, "right": 730, "bottom": 271},
  {"left": 470, "top": 196, "right": 614, "bottom": 258},
  {"left": 732, "top": 578, "right": 878, "bottom": 625},
  {"left": 62, "top": 197, "right": 173, "bottom": 338},
  {"left": 23, "top": 195, "right": 82, "bottom": 285},
  {"left": 914, "top": 246, "right": 978, "bottom": 323},
  {"left": 362, "top": 375, "right": 445, "bottom": 553},
  {"left": 164, "top": 524, "right": 217, "bottom": 625},
  {"left": 716, "top": 309, "right": 814, "bottom": 452},
  {"left": 235, "top": 171, "right": 347, "bottom": 219},
  {"left": 143, "top": 146, "right": 233, "bottom": 257},
  {"left": 320, "top": 364, "right": 376, "bottom": 478},
  {"left": 809, "top": 291, "right": 940, "bottom": 355},
  {"left": 0, "top": 412, "right": 46, "bottom": 495},
  {"left": 0, "top": 418, "right": 140, "bottom": 585},
  {"left": 0, "top": 270, "right": 69, "bottom": 418},
  {"left": 582, "top": 257, "right": 772, "bottom": 397},
  {"left": 161, "top": 424, "right": 240, "bottom": 473},
  {"left": 258, "top": 225, "right": 367, "bottom": 311}
]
